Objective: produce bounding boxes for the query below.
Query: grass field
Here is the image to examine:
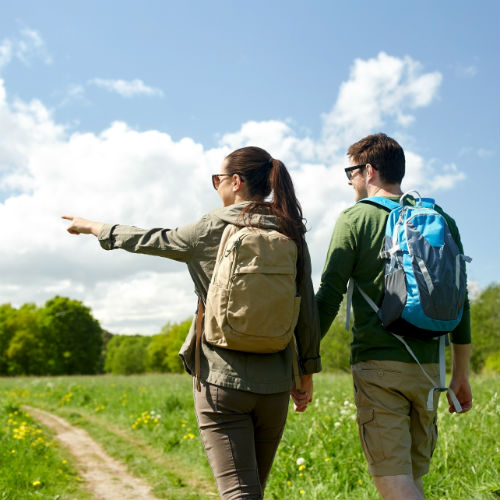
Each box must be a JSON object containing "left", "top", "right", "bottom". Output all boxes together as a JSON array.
[{"left": 1, "top": 372, "right": 499, "bottom": 500}]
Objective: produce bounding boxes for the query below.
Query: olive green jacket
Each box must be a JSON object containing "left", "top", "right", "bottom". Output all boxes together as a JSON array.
[{"left": 98, "top": 202, "right": 322, "bottom": 393}]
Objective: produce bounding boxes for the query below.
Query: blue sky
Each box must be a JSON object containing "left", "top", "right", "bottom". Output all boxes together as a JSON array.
[{"left": 0, "top": 1, "right": 498, "bottom": 333}]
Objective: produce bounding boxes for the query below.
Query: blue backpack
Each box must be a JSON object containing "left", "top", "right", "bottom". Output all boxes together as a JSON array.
[{"left": 346, "top": 191, "right": 471, "bottom": 411}]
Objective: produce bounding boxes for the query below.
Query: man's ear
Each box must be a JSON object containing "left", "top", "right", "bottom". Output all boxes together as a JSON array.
[{"left": 365, "top": 163, "right": 377, "bottom": 180}]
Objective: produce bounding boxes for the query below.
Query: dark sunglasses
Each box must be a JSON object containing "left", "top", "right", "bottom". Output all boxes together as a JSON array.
[
  {"left": 211, "top": 173, "right": 244, "bottom": 190},
  {"left": 344, "top": 164, "right": 366, "bottom": 180}
]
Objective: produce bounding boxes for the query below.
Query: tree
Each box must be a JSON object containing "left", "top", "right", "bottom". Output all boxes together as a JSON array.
[
  {"left": 37, "top": 296, "right": 103, "bottom": 375},
  {"left": 319, "top": 300, "right": 351, "bottom": 372},
  {"left": 469, "top": 284, "right": 500, "bottom": 373},
  {"left": 105, "top": 335, "right": 151, "bottom": 375},
  {"left": 0, "top": 304, "right": 19, "bottom": 375},
  {"left": 146, "top": 319, "right": 191, "bottom": 373},
  {"left": 2, "top": 303, "right": 42, "bottom": 375}
]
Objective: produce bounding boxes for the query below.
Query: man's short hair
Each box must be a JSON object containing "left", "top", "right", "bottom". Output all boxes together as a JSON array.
[{"left": 347, "top": 133, "right": 405, "bottom": 185}]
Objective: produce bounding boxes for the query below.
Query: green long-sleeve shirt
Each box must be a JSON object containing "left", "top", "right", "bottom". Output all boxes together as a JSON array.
[{"left": 316, "top": 197, "right": 471, "bottom": 365}]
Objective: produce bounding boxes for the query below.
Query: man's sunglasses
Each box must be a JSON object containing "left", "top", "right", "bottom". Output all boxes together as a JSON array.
[
  {"left": 211, "top": 173, "right": 244, "bottom": 190},
  {"left": 344, "top": 164, "right": 377, "bottom": 180},
  {"left": 344, "top": 164, "right": 366, "bottom": 180}
]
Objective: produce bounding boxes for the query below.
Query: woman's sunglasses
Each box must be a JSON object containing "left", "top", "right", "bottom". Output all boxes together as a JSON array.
[{"left": 211, "top": 173, "right": 244, "bottom": 190}]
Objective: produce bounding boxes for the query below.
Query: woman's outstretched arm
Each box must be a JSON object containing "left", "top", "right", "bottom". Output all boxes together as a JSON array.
[{"left": 62, "top": 216, "right": 104, "bottom": 236}]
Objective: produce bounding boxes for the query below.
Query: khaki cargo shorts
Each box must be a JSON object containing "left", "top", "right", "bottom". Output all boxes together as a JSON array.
[{"left": 352, "top": 359, "right": 440, "bottom": 478}]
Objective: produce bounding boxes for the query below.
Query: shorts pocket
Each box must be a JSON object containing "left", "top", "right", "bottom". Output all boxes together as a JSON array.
[{"left": 357, "top": 407, "right": 383, "bottom": 465}]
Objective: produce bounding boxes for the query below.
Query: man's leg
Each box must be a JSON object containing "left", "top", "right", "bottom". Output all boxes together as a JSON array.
[
  {"left": 352, "top": 360, "right": 439, "bottom": 500},
  {"left": 373, "top": 475, "right": 424, "bottom": 500}
]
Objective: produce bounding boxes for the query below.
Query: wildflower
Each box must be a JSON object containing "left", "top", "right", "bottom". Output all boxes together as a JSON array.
[
  {"left": 325, "top": 457, "right": 331, "bottom": 462},
  {"left": 296, "top": 457, "right": 305, "bottom": 466},
  {"left": 358, "top": 479, "right": 363, "bottom": 486},
  {"left": 300, "top": 490, "right": 305, "bottom": 495},
  {"left": 299, "top": 464, "right": 306, "bottom": 471},
  {"left": 11, "top": 450, "right": 16, "bottom": 454},
  {"left": 287, "top": 481, "right": 292, "bottom": 486},
  {"left": 32, "top": 480, "right": 41, "bottom": 487},
  {"left": 334, "top": 422, "right": 341, "bottom": 428},
  {"left": 62, "top": 460, "right": 67, "bottom": 465}
]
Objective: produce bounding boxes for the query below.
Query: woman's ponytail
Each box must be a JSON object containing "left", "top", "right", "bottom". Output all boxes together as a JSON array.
[
  {"left": 225, "top": 146, "right": 307, "bottom": 284},
  {"left": 268, "top": 159, "right": 306, "bottom": 284}
]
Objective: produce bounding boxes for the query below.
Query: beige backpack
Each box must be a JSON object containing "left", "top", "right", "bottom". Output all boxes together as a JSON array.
[{"left": 195, "top": 223, "right": 302, "bottom": 389}]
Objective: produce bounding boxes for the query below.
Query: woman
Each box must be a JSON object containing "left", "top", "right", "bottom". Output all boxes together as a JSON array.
[{"left": 63, "top": 146, "right": 321, "bottom": 500}]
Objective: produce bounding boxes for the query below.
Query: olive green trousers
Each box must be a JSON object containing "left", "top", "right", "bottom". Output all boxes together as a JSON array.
[{"left": 194, "top": 380, "right": 289, "bottom": 500}]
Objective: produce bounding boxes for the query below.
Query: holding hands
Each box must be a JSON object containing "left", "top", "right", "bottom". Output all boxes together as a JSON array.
[{"left": 291, "top": 374, "right": 313, "bottom": 412}]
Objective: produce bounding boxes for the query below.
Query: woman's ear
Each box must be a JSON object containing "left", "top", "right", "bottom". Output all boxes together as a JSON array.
[{"left": 232, "top": 174, "right": 243, "bottom": 192}]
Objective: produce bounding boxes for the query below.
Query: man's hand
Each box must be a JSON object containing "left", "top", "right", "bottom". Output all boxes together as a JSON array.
[
  {"left": 448, "top": 343, "right": 473, "bottom": 414},
  {"left": 62, "top": 216, "right": 103, "bottom": 236},
  {"left": 290, "top": 374, "right": 313, "bottom": 413},
  {"left": 447, "top": 375, "right": 473, "bottom": 413}
]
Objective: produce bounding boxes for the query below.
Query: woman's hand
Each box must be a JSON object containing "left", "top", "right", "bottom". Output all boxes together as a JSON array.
[
  {"left": 291, "top": 374, "right": 313, "bottom": 413},
  {"left": 62, "top": 216, "right": 104, "bottom": 236}
]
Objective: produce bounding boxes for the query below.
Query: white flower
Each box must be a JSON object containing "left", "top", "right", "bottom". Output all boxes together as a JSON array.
[
  {"left": 296, "top": 457, "right": 306, "bottom": 466},
  {"left": 334, "top": 422, "right": 341, "bottom": 428}
]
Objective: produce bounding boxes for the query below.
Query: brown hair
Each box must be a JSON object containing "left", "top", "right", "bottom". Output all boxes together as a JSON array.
[
  {"left": 347, "top": 133, "right": 405, "bottom": 184},
  {"left": 224, "top": 146, "right": 306, "bottom": 284}
]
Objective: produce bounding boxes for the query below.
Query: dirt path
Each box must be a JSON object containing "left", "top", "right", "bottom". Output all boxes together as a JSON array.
[{"left": 24, "top": 405, "right": 162, "bottom": 500}]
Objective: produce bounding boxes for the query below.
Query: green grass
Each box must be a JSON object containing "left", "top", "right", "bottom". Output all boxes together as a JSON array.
[
  {"left": 0, "top": 373, "right": 498, "bottom": 500},
  {"left": 0, "top": 391, "right": 93, "bottom": 500}
]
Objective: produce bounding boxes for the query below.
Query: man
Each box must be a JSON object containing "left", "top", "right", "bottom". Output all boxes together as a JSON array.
[{"left": 315, "top": 133, "right": 472, "bottom": 500}]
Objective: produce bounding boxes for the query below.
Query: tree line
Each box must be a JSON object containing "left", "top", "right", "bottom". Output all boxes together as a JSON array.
[{"left": 0, "top": 285, "right": 499, "bottom": 377}]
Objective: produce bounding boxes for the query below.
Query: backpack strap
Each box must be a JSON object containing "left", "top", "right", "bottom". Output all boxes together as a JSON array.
[
  {"left": 195, "top": 297, "right": 204, "bottom": 392},
  {"left": 392, "top": 334, "right": 462, "bottom": 412},
  {"left": 291, "top": 336, "right": 302, "bottom": 391},
  {"left": 358, "top": 196, "right": 400, "bottom": 211},
  {"left": 348, "top": 281, "right": 462, "bottom": 413}
]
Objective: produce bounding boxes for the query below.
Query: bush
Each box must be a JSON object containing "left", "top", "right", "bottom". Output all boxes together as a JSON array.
[
  {"left": 105, "top": 335, "right": 151, "bottom": 375},
  {"left": 146, "top": 319, "right": 191, "bottom": 373}
]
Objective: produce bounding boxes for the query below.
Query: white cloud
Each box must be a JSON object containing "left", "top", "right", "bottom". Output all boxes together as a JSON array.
[
  {"left": 89, "top": 78, "right": 164, "bottom": 98},
  {"left": 477, "top": 148, "right": 494, "bottom": 159},
  {"left": 0, "top": 28, "right": 51, "bottom": 70},
  {"left": 321, "top": 52, "right": 442, "bottom": 157},
  {"left": 453, "top": 64, "right": 478, "bottom": 78},
  {"left": 0, "top": 53, "right": 466, "bottom": 334}
]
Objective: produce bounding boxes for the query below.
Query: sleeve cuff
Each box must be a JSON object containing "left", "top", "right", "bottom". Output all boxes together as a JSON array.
[
  {"left": 301, "top": 356, "right": 322, "bottom": 375},
  {"left": 97, "top": 223, "right": 117, "bottom": 250}
]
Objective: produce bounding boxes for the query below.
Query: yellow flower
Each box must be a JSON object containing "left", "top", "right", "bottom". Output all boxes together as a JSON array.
[
  {"left": 11, "top": 450, "right": 16, "bottom": 454},
  {"left": 287, "top": 481, "right": 292, "bottom": 486},
  {"left": 358, "top": 479, "right": 363, "bottom": 486},
  {"left": 300, "top": 490, "right": 305, "bottom": 495},
  {"left": 32, "top": 480, "right": 41, "bottom": 487},
  {"left": 298, "top": 464, "right": 306, "bottom": 471},
  {"left": 62, "top": 459, "right": 67, "bottom": 465}
]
